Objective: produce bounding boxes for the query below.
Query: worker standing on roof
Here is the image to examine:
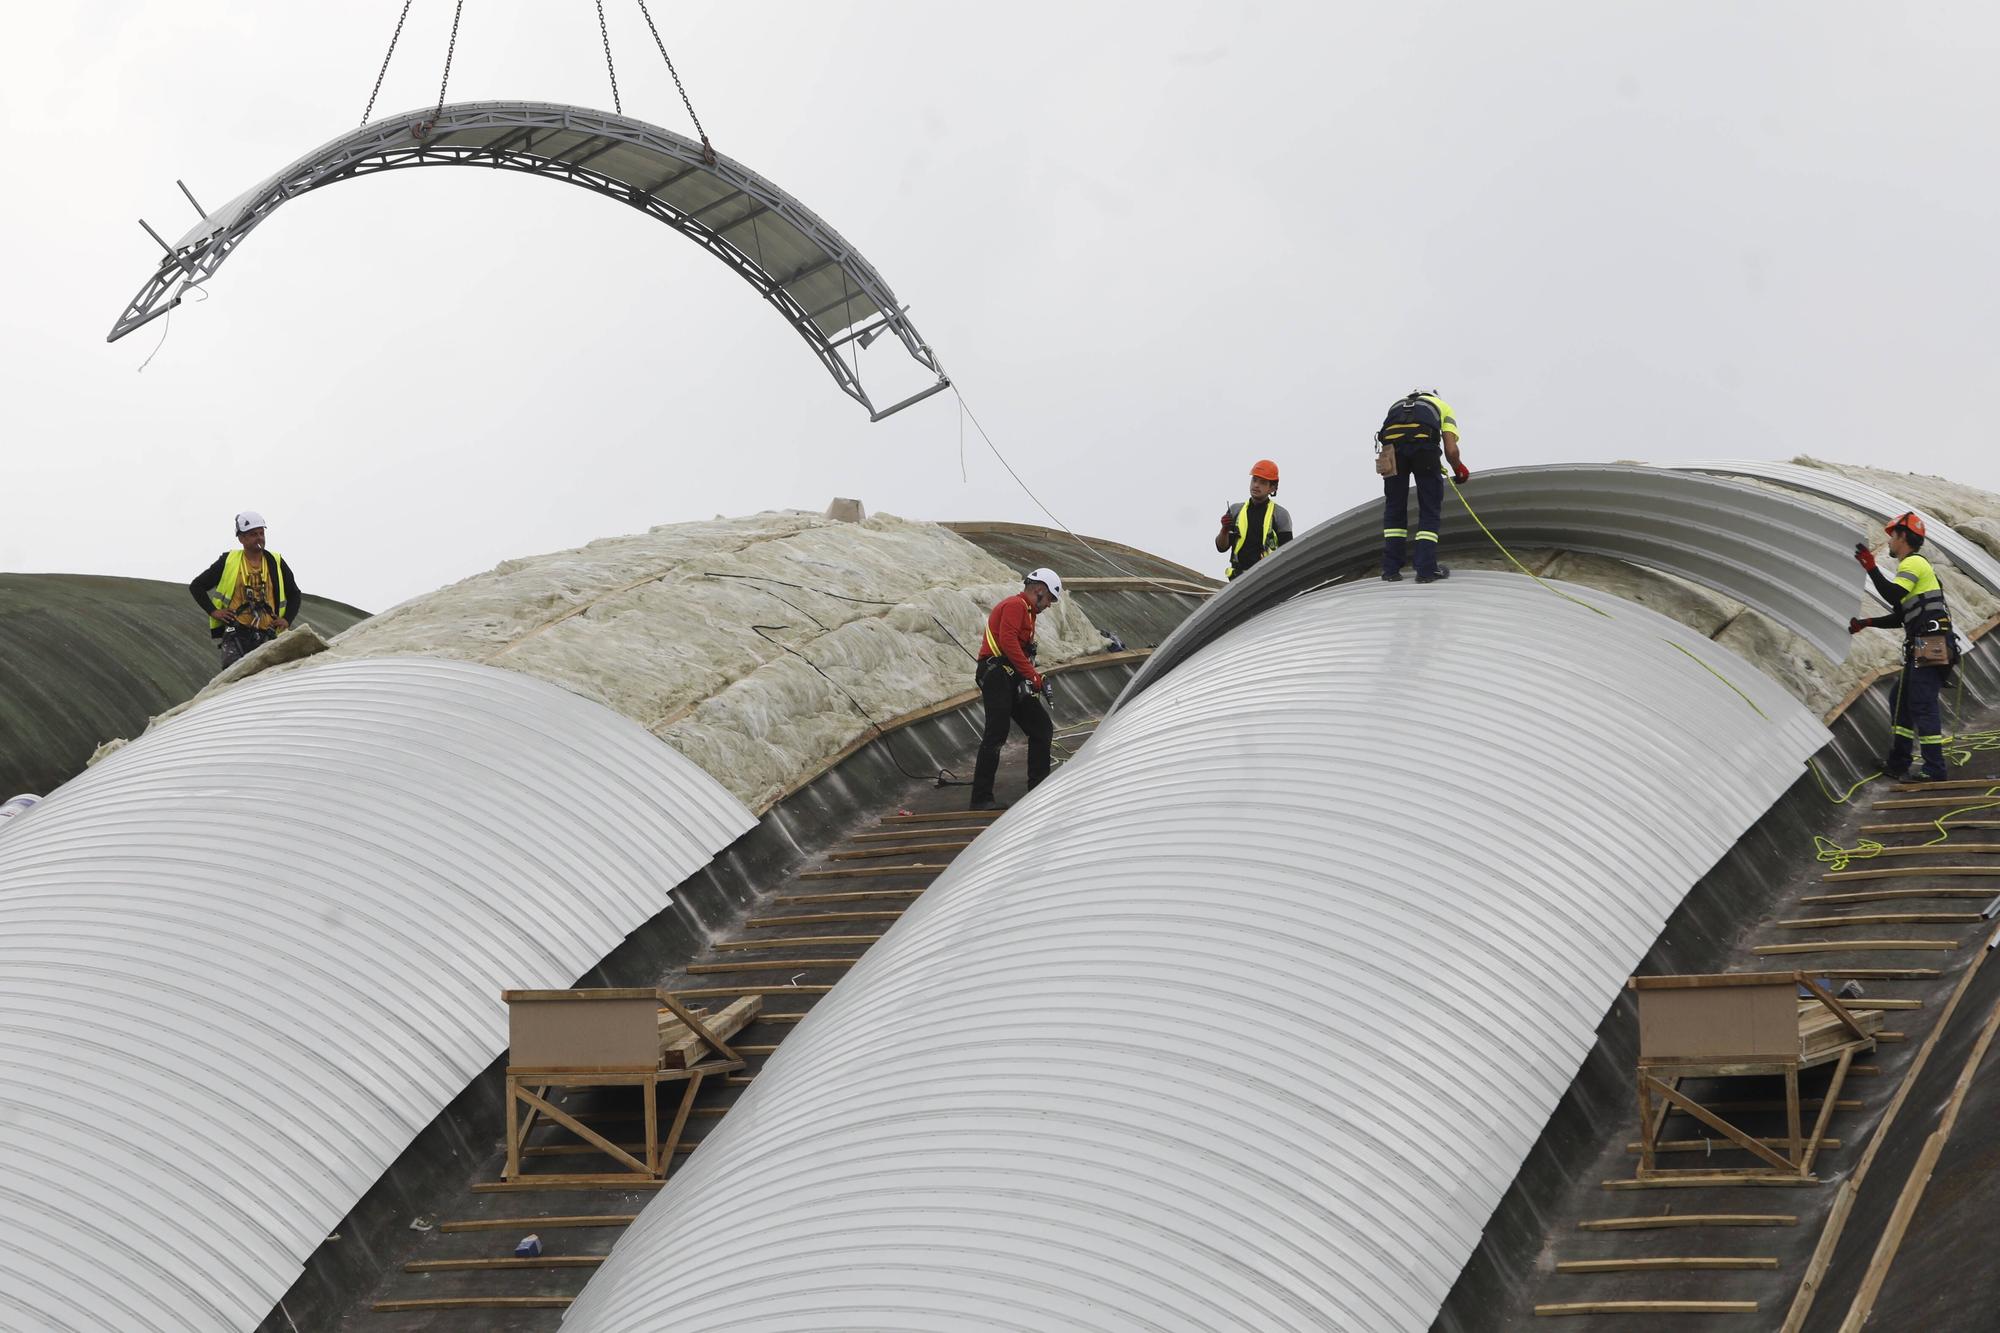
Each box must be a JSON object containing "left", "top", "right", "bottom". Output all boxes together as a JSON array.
[
  {"left": 968, "top": 568, "right": 1062, "bottom": 811},
  {"left": 1215, "top": 460, "right": 1295, "bottom": 580},
  {"left": 190, "top": 511, "right": 303, "bottom": 670},
  {"left": 1849, "top": 513, "right": 1957, "bottom": 782},
  {"left": 1376, "top": 389, "right": 1471, "bottom": 583}
]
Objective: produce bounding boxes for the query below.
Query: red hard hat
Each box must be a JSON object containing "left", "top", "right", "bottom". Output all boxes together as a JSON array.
[
  {"left": 1250, "top": 459, "right": 1280, "bottom": 482},
  {"left": 1886, "top": 511, "right": 1927, "bottom": 538}
]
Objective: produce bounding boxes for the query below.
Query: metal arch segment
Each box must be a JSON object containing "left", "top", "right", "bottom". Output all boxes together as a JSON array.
[
  {"left": 109, "top": 101, "right": 948, "bottom": 418},
  {"left": 1668, "top": 459, "right": 2000, "bottom": 597},
  {"left": 1115, "top": 463, "right": 1864, "bottom": 708}
]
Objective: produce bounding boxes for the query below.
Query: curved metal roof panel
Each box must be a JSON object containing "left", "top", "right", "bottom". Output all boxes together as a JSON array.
[
  {"left": 1668, "top": 459, "right": 2000, "bottom": 596},
  {"left": 114, "top": 102, "right": 946, "bottom": 418},
  {"left": 0, "top": 656, "right": 753, "bottom": 1333},
  {"left": 561, "top": 572, "right": 1828, "bottom": 1333},
  {"left": 1118, "top": 463, "right": 1861, "bottom": 706}
]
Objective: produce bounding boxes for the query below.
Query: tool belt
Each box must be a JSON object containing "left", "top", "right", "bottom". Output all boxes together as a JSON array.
[{"left": 1913, "top": 635, "right": 1953, "bottom": 667}]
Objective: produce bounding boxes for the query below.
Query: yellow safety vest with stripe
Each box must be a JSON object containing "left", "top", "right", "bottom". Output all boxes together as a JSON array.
[
  {"left": 209, "top": 549, "right": 287, "bottom": 631},
  {"left": 1228, "top": 500, "right": 1278, "bottom": 579},
  {"left": 1892, "top": 554, "right": 1952, "bottom": 636}
]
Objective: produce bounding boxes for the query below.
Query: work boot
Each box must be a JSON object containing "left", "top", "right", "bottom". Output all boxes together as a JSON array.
[
  {"left": 1380, "top": 570, "right": 1403, "bottom": 582},
  {"left": 1415, "top": 566, "right": 1452, "bottom": 584},
  {"left": 1909, "top": 770, "right": 1947, "bottom": 784},
  {"left": 969, "top": 798, "right": 1001, "bottom": 811}
]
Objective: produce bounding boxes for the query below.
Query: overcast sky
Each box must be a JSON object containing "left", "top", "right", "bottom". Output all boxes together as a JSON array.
[{"left": 4, "top": 2, "right": 1996, "bottom": 612}]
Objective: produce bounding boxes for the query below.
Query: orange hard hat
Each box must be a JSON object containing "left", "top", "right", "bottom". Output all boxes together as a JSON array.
[
  {"left": 1886, "top": 511, "right": 1927, "bottom": 538},
  {"left": 1250, "top": 459, "right": 1280, "bottom": 482}
]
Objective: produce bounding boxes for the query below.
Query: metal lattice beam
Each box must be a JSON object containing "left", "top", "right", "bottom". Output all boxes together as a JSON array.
[{"left": 112, "top": 101, "right": 948, "bottom": 420}]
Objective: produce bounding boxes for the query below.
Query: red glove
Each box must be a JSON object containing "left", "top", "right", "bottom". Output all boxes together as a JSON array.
[
  {"left": 1854, "top": 543, "right": 1877, "bottom": 571},
  {"left": 1848, "top": 617, "right": 1866, "bottom": 635},
  {"left": 1452, "top": 462, "right": 1471, "bottom": 484}
]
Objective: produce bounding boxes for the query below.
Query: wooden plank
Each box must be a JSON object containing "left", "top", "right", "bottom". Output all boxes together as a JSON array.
[
  {"left": 1673, "top": 1098, "right": 1859, "bottom": 1114},
  {"left": 1823, "top": 866, "right": 2000, "bottom": 881},
  {"left": 1627, "top": 1138, "right": 1837, "bottom": 1154},
  {"left": 881, "top": 810, "right": 1003, "bottom": 824},
  {"left": 439, "top": 1214, "right": 637, "bottom": 1233},
  {"left": 713, "top": 935, "right": 880, "bottom": 951},
  {"left": 687, "top": 958, "right": 858, "bottom": 974},
  {"left": 1779, "top": 913, "right": 1983, "bottom": 928},
  {"left": 374, "top": 1297, "right": 574, "bottom": 1311},
  {"left": 405, "top": 1256, "right": 605, "bottom": 1271},
  {"left": 1811, "top": 968, "right": 1942, "bottom": 979},
  {"left": 1801, "top": 888, "right": 1996, "bottom": 904},
  {"left": 1534, "top": 1300, "right": 1758, "bottom": 1316},
  {"left": 1860, "top": 819, "right": 2000, "bottom": 834},
  {"left": 1640, "top": 1077, "right": 1797, "bottom": 1173},
  {"left": 1830, "top": 843, "right": 2000, "bottom": 855},
  {"left": 512, "top": 1086, "right": 653, "bottom": 1177},
  {"left": 747, "top": 911, "right": 905, "bottom": 926},
  {"left": 1889, "top": 779, "right": 2000, "bottom": 791},
  {"left": 1872, "top": 796, "right": 2000, "bottom": 810},
  {"left": 776, "top": 890, "right": 925, "bottom": 905},
  {"left": 1603, "top": 1174, "right": 1814, "bottom": 1189},
  {"left": 797, "top": 865, "right": 948, "bottom": 881},
  {"left": 672, "top": 985, "right": 834, "bottom": 999},
  {"left": 827, "top": 841, "right": 971, "bottom": 860},
  {"left": 1578, "top": 1214, "right": 1796, "bottom": 1231},
  {"left": 1754, "top": 940, "right": 1958, "bottom": 954},
  {"left": 660, "top": 994, "right": 761, "bottom": 1068},
  {"left": 849, "top": 827, "right": 989, "bottom": 841},
  {"left": 501, "top": 988, "right": 662, "bottom": 1002},
  {"left": 1556, "top": 1257, "right": 1778, "bottom": 1273},
  {"left": 471, "top": 1177, "right": 666, "bottom": 1192}
]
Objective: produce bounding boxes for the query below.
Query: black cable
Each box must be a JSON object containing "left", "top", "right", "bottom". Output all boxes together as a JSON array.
[
  {"left": 748, "top": 625, "right": 950, "bottom": 785},
  {"left": 633, "top": 0, "right": 715, "bottom": 162},
  {"left": 361, "top": 0, "right": 414, "bottom": 126}
]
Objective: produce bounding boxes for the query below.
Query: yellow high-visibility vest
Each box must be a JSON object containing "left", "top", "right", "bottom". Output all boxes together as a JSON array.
[{"left": 210, "top": 549, "right": 287, "bottom": 630}]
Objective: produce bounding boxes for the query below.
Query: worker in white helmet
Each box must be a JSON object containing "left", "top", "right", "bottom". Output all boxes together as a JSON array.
[
  {"left": 969, "top": 567, "right": 1062, "bottom": 810},
  {"left": 188, "top": 511, "right": 304, "bottom": 670}
]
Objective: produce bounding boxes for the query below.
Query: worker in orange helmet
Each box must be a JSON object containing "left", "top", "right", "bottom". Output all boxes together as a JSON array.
[{"left": 1215, "top": 459, "right": 1295, "bottom": 580}]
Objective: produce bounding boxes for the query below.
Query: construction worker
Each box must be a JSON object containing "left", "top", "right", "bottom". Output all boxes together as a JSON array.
[
  {"left": 1849, "top": 513, "right": 1957, "bottom": 782},
  {"left": 189, "top": 511, "right": 303, "bottom": 669},
  {"left": 1215, "top": 459, "right": 1295, "bottom": 580},
  {"left": 969, "top": 568, "right": 1062, "bottom": 811},
  {"left": 1376, "top": 389, "right": 1471, "bottom": 583}
]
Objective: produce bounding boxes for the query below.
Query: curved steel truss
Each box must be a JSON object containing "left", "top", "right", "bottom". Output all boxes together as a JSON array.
[{"left": 112, "top": 101, "right": 949, "bottom": 419}]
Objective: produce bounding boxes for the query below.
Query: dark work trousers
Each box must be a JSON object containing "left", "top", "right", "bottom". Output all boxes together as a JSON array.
[
  {"left": 970, "top": 662, "right": 1053, "bottom": 806},
  {"left": 1886, "top": 659, "right": 1950, "bottom": 779},
  {"left": 1381, "top": 448, "right": 1445, "bottom": 577},
  {"left": 217, "top": 627, "right": 275, "bottom": 669}
]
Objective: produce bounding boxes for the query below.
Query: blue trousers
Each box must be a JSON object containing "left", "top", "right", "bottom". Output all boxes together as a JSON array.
[
  {"left": 1382, "top": 457, "right": 1443, "bottom": 576},
  {"left": 1887, "top": 661, "right": 1949, "bottom": 778}
]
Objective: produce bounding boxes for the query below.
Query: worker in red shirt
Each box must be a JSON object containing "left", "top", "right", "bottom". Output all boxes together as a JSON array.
[{"left": 969, "top": 567, "right": 1063, "bottom": 810}]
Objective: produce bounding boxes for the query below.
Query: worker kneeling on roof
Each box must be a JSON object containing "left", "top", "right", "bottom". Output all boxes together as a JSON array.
[
  {"left": 1216, "top": 459, "right": 1294, "bottom": 580},
  {"left": 969, "top": 568, "right": 1062, "bottom": 811},
  {"left": 1375, "top": 388, "right": 1470, "bottom": 583},
  {"left": 1849, "top": 512, "right": 1958, "bottom": 783},
  {"left": 190, "top": 511, "right": 304, "bottom": 671}
]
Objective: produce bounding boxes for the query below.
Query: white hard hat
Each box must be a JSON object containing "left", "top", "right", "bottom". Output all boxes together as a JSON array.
[
  {"left": 1025, "top": 566, "right": 1063, "bottom": 601},
  {"left": 235, "top": 510, "right": 267, "bottom": 534}
]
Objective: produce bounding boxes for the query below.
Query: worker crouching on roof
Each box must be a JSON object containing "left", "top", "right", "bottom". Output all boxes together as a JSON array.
[
  {"left": 190, "top": 511, "right": 303, "bottom": 670},
  {"left": 969, "top": 568, "right": 1062, "bottom": 811},
  {"left": 1376, "top": 389, "right": 1470, "bottom": 583},
  {"left": 1216, "top": 460, "right": 1295, "bottom": 580},
  {"left": 1849, "top": 512, "right": 1957, "bottom": 782}
]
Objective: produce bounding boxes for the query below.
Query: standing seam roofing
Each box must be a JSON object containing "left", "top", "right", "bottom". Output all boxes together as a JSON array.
[
  {"left": 0, "top": 657, "right": 754, "bottom": 1333},
  {"left": 560, "top": 572, "right": 1828, "bottom": 1333},
  {"left": 1118, "top": 463, "right": 1862, "bottom": 705}
]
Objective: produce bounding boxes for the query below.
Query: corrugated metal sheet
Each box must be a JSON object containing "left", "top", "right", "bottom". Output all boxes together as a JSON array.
[
  {"left": 1669, "top": 459, "right": 2000, "bottom": 596},
  {"left": 1119, "top": 463, "right": 1862, "bottom": 707},
  {"left": 561, "top": 572, "right": 1828, "bottom": 1333},
  {"left": 0, "top": 656, "right": 754, "bottom": 1333}
]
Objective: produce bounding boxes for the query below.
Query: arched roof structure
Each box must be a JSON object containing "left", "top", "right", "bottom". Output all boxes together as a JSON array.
[
  {"left": 1117, "top": 463, "right": 1861, "bottom": 707},
  {"left": 111, "top": 102, "right": 948, "bottom": 419},
  {"left": 0, "top": 656, "right": 753, "bottom": 1332},
  {"left": 559, "top": 573, "right": 1828, "bottom": 1333}
]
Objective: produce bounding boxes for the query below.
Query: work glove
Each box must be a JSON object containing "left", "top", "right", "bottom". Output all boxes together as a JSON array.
[
  {"left": 1854, "top": 543, "right": 1877, "bottom": 571},
  {"left": 1847, "top": 617, "right": 1866, "bottom": 635},
  {"left": 1452, "top": 462, "right": 1471, "bottom": 484},
  {"left": 1040, "top": 680, "right": 1055, "bottom": 705}
]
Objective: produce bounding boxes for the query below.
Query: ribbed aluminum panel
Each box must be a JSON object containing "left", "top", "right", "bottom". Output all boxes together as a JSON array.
[
  {"left": 0, "top": 657, "right": 753, "bottom": 1333},
  {"left": 1670, "top": 459, "right": 2000, "bottom": 596},
  {"left": 562, "top": 572, "right": 1828, "bottom": 1333},
  {"left": 1119, "top": 463, "right": 1861, "bottom": 707}
]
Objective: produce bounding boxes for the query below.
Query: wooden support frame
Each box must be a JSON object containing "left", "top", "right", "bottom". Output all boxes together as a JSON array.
[
  {"left": 1626, "top": 972, "right": 1878, "bottom": 1182},
  {"left": 499, "top": 987, "right": 754, "bottom": 1182}
]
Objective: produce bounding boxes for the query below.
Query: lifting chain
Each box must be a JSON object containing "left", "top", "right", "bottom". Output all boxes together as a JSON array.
[
  {"left": 411, "top": 0, "right": 465, "bottom": 141},
  {"left": 595, "top": 0, "right": 623, "bottom": 114},
  {"left": 360, "top": 0, "right": 414, "bottom": 126},
  {"left": 633, "top": 0, "right": 716, "bottom": 163}
]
